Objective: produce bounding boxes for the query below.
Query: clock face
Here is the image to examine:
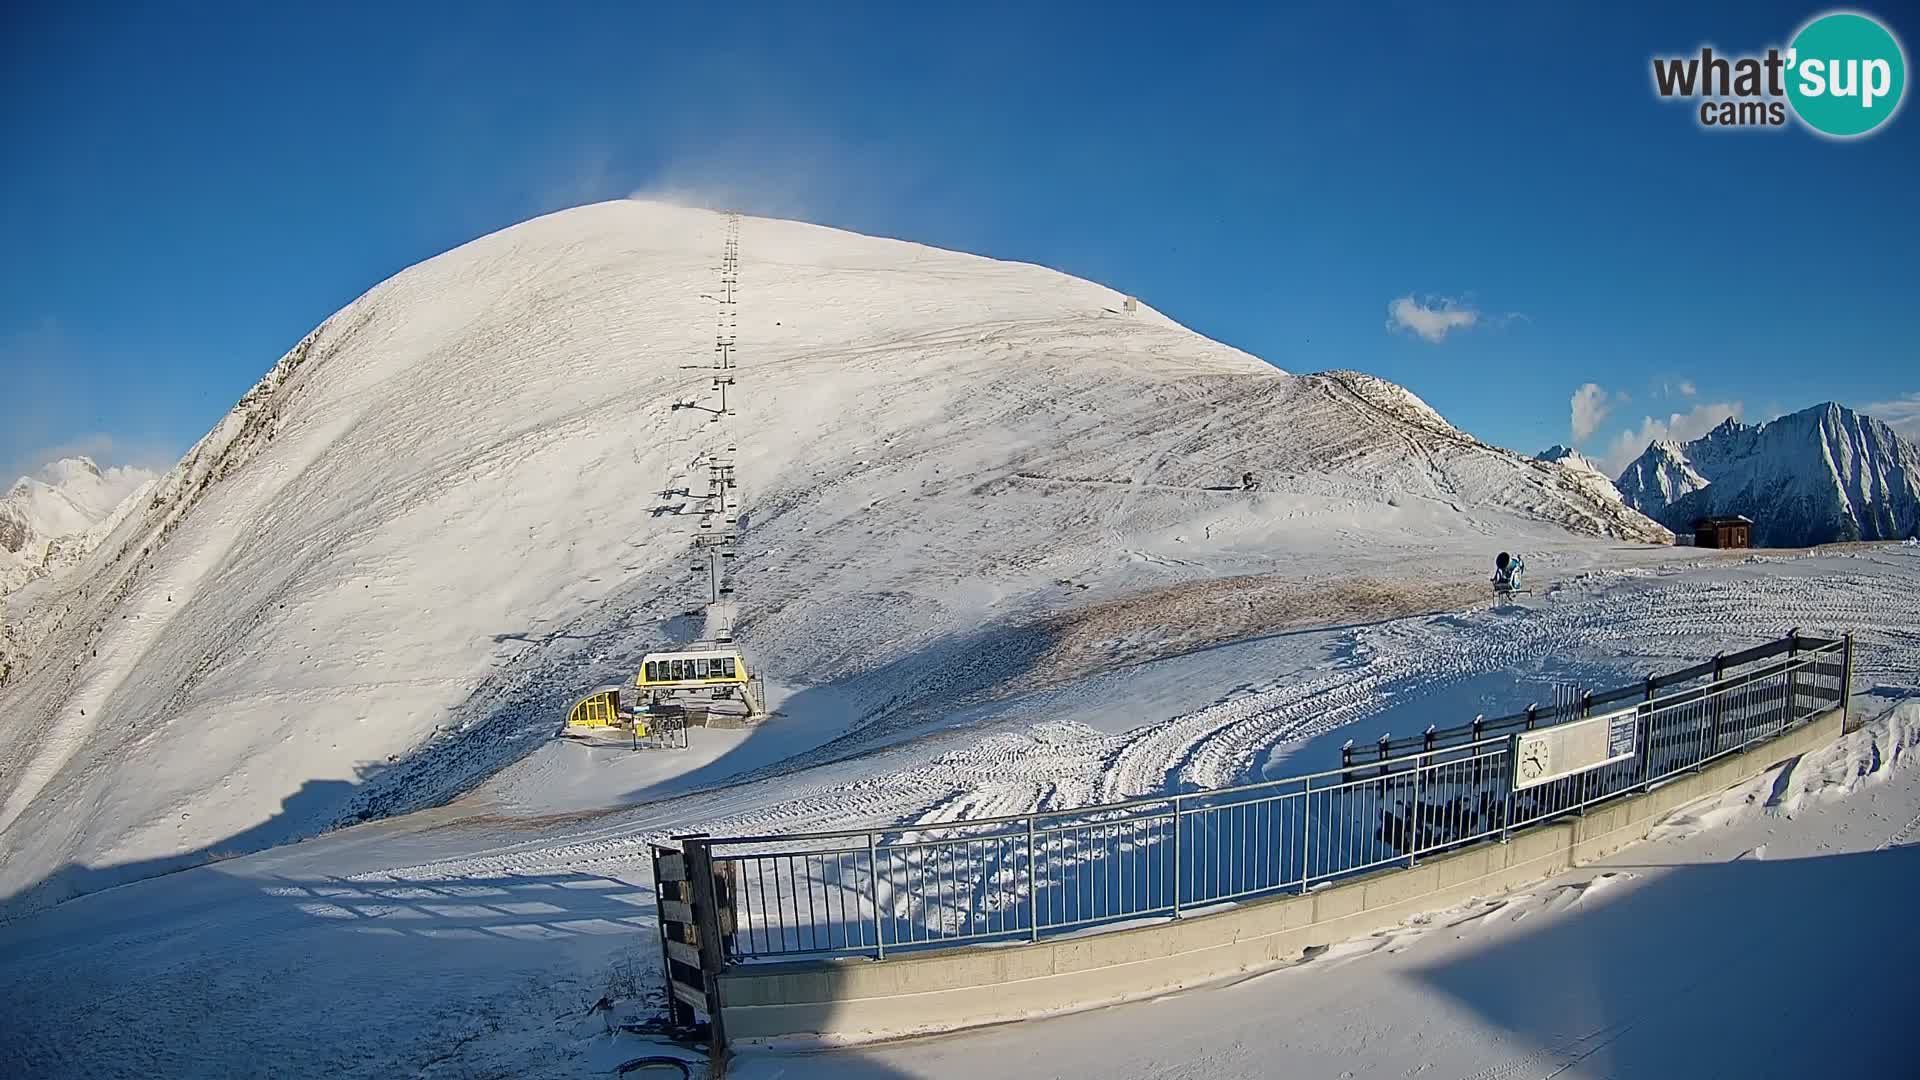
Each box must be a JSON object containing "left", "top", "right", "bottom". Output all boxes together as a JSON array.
[{"left": 1517, "top": 738, "right": 1550, "bottom": 782}]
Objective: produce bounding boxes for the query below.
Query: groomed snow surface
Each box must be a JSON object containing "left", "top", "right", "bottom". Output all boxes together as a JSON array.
[{"left": 3, "top": 545, "right": 1918, "bottom": 1079}]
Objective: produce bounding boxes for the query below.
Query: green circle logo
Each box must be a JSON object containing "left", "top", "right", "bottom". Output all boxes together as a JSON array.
[{"left": 1787, "top": 11, "right": 1907, "bottom": 137}]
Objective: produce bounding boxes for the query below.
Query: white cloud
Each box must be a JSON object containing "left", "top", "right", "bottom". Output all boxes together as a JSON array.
[
  {"left": 1860, "top": 393, "right": 1920, "bottom": 439},
  {"left": 1570, "top": 383, "right": 1613, "bottom": 443},
  {"left": 1602, "top": 402, "right": 1745, "bottom": 474},
  {"left": 1386, "top": 296, "right": 1480, "bottom": 343},
  {"left": 3, "top": 434, "right": 175, "bottom": 490},
  {"left": 1677, "top": 379, "right": 1697, "bottom": 397}
]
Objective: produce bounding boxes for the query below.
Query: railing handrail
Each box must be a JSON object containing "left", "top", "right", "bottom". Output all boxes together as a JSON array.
[
  {"left": 704, "top": 636, "right": 1843, "bottom": 852},
  {"left": 1355, "top": 633, "right": 1841, "bottom": 758}
]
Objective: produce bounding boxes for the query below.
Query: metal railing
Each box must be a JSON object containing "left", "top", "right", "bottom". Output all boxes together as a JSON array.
[
  {"left": 689, "top": 634, "right": 1850, "bottom": 963},
  {"left": 1341, "top": 631, "right": 1839, "bottom": 766}
]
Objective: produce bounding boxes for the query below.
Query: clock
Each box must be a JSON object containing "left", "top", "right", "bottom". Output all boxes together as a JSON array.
[{"left": 1515, "top": 735, "right": 1552, "bottom": 785}]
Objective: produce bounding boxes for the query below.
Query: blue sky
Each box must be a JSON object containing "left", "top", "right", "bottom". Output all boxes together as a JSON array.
[{"left": 3, "top": 0, "right": 1915, "bottom": 483}]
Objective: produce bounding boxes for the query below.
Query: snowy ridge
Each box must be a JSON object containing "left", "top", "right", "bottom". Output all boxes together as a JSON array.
[
  {"left": 1536, "top": 444, "right": 1603, "bottom": 477},
  {"left": 1536, "top": 443, "right": 1612, "bottom": 480},
  {"left": 0, "top": 200, "right": 1666, "bottom": 909},
  {"left": 1317, "top": 369, "right": 1456, "bottom": 434},
  {"left": 1617, "top": 404, "right": 1920, "bottom": 546},
  {"left": 1615, "top": 439, "right": 1710, "bottom": 510},
  {"left": 1536, "top": 444, "right": 1628, "bottom": 507}
]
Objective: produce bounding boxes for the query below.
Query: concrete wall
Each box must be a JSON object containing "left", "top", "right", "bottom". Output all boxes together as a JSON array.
[{"left": 718, "top": 707, "right": 1844, "bottom": 1043}]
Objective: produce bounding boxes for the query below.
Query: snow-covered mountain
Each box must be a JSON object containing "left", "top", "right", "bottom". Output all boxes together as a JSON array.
[
  {"left": 0, "top": 200, "right": 1669, "bottom": 910},
  {"left": 1536, "top": 444, "right": 1631, "bottom": 508},
  {"left": 0, "top": 457, "right": 154, "bottom": 598},
  {"left": 1617, "top": 405, "right": 1920, "bottom": 547},
  {"left": 1616, "top": 439, "right": 1711, "bottom": 511},
  {"left": 1537, "top": 444, "right": 1604, "bottom": 477}
]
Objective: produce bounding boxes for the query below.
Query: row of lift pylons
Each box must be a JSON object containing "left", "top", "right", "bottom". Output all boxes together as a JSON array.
[{"left": 565, "top": 212, "right": 766, "bottom": 745}]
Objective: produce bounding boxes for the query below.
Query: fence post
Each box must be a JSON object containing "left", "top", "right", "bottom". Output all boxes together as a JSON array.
[
  {"left": 651, "top": 844, "right": 693, "bottom": 1030},
  {"left": 1408, "top": 750, "right": 1422, "bottom": 867},
  {"left": 1709, "top": 652, "right": 1725, "bottom": 756},
  {"left": 1510, "top": 709, "right": 1532, "bottom": 840},
  {"left": 682, "top": 836, "right": 730, "bottom": 1057},
  {"left": 1641, "top": 674, "right": 1656, "bottom": 792},
  {"left": 1787, "top": 628, "right": 1801, "bottom": 726},
  {"left": 1842, "top": 633, "right": 1856, "bottom": 731},
  {"left": 1171, "top": 795, "right": 1183, "bottom": 918},
  {"left": 1298, "top": 781, "right": 1312, "bottom": 894},
  {"left": 1376, "top": 734, "right": 1391, "bottom": 777},
  {"left": 1501, "top": 734, "right": 1515, "bottom": 842},
  {"left": 1576, "top": 692, "right": 1593, "bottom": 813},
  {"left": 1026, "top": 813, "right": 1039, "bottom": 942},
  {"left": 867, "top": 831, "right": 884, "bottom": 959}
]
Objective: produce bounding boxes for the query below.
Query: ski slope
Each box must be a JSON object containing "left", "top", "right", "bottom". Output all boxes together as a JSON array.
[
  {"left": 2, "top": 546, "right": 1916, "bottom": 1079},
  {"left": 0, "top": 200, "right": 1667, "bottom": 913}
]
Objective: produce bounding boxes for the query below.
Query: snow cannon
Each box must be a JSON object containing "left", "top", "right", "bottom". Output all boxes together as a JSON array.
[{"left": 1492, "top": 552, "right": 1526, "bottom": 597}]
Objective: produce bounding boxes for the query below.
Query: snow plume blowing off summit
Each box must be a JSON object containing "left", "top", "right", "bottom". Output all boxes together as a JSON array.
[{"left": 0, "top": 201, "right": 1667, "bottom": 912}]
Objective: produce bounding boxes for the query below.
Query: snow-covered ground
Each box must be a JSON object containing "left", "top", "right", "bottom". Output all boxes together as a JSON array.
[
  {"left": 0, "top": 200, "right": 1669, "bottom": 913},
  {"left": 2, "top": 547, "right": 1915, "bottom": 1079}
]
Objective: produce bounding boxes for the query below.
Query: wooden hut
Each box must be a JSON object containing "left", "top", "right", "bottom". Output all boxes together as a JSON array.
[{"left": 1692, "top": 515, "right": 1753, "bottom": 549}]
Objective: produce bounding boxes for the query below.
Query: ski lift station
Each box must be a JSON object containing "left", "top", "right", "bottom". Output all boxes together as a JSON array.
[{"left": 636, "top": 645, "right": 764, "bottom": 718}]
